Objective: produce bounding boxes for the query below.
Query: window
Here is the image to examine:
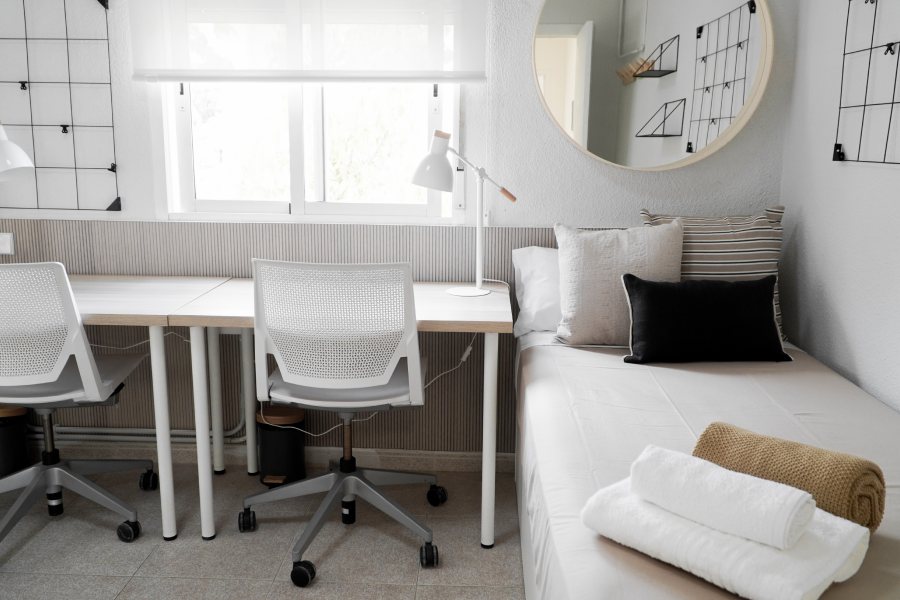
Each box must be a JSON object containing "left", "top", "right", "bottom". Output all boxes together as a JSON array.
[
  {"left": 167, "top": 81, "right": 459, "bottom": 219},
  {"left": 139, "top": 1, "right": 482, "bottom": 221}
]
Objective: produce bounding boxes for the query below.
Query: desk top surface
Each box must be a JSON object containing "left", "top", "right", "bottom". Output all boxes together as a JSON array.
[
  {"left": 70, "top": 275, "right": 230, "bottom": 327},
  {"left": 71, "top": 276, "right": 513, "bottom": 333},
  {"left": 169, "top": 279, "right": 514, "bottom": 333}
]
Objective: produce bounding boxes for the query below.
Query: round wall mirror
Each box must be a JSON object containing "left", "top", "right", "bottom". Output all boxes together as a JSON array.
[{"left": 534, "top": 0, "right": 773, "bottom": 170}]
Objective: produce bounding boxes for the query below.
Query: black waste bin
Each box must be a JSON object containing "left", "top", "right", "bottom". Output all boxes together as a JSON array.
[
  {"left": 257, "top": 405, "right": 306, "bottom": 488},
  {"left": 0, "top": 407, "right": 29, "bottom": 477}
]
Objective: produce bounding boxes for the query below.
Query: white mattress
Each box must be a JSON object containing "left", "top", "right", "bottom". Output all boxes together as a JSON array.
[{"left": 515, "top": 333, "right": 900, "bottom": 600}]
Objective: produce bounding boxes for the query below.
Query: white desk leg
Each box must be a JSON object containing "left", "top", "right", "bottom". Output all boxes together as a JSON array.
[
  {"left": 148, "top": 326, "right": 177, "bottom": 541},
  {"left": 481, "top": 332, "right": 499, "bottom": 549},
  {"left": 207, "top": 328, "right": 225, "bottom": 475},
  {"left": 190, "top": 327, "right": 216, "bottom": 540},
  {"left": 240, "top": 329, "right": 258, "bottom": 475}
]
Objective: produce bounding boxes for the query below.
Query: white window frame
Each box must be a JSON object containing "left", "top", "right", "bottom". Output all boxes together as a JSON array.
[{"left": 165, "top": 80, "right": 462, "bottom": 222}]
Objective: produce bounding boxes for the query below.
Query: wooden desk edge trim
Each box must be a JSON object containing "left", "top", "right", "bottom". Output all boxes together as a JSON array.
[
  {"left": 168, "top": 315, "right": 513, "bottom": 334},
  {"left": 167, "top": 315, "right": 253, "bottom": 328},
  {"left": 83, "top": 315, "right": 170, "bottom": 327}
]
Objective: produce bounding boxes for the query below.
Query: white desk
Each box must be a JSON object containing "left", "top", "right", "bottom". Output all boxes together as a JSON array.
[
  {"left": 70, "top": 275, "right": 230, "bottom": 541},
  {"left": 171, "top": 279, "right": 514, "bottom": 547}
]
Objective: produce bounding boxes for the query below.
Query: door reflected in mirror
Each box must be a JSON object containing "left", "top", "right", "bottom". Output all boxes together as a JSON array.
[{"left": 534, "top": 0, "right": 772, "bottom": 170}]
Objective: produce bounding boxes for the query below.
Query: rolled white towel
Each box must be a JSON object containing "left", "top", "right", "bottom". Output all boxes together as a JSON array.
[
  {"left": 631, "top": 445, "right": 816, "bottom": 549},
  {"left": 581, "top": 479, "right": 870, "bottom": 600}
]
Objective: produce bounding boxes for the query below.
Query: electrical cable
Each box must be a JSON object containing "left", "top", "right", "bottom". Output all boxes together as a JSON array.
[
  {"left": 257, "top": 403, "right": 379, "bottom": 437},
  {"left": 257, "top": 329, "right": 481, "bottom": 436},
  {"left": 425, "top": 333, "right": 478, "bottom": 389},
  {"left": 89, "top": 331, "right": 191, "bottom": 351}
]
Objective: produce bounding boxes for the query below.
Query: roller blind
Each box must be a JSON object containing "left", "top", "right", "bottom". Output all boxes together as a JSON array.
[{"left": 128, "top": 0, "right": 487, "bottom": 83}]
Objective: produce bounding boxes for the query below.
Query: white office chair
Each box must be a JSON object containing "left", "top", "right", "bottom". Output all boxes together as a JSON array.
[
  {"left": 239, "top": 260, "right": 447, "bottom": 588},
  {"left": 0, "top": 263, "right": 158, "bottom": 545}
]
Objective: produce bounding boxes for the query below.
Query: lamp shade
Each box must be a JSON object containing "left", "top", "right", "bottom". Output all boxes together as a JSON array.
[
  {"left": 412, "top": 131, "right": 454, "bottom": 192},
  {"left": 0, "top": 124, "right": 33, "bottom": 179}
]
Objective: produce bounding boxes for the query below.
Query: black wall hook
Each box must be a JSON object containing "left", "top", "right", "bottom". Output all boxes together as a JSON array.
[
  {"left": 107, "top": 163, "right": 117, "bottom": 173},
  {"left": 886, "top": 43, "right": 896, "bottom": 56},
  {"left": 833, "top": 144, "right": 846, "bottom": 162},
  {"left": 19, "top": 81, "right": 27, "bottom": 91},
  {"left": 60, "top": 125, "right": 69, "bottom": 133}
]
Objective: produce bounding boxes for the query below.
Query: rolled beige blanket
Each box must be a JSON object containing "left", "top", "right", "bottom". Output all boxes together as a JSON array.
[{"left": 693, "top": 422, "right": 885, "bottom": 532}]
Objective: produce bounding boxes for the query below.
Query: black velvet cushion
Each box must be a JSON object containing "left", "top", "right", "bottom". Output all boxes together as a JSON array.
[{"left": 622, "top": 274, "right": 791, "bottom": 364}]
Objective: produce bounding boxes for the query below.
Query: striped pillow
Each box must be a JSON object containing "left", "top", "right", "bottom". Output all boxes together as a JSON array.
[{"left": 640, "top": 207, "right": 785, "bottom": 338}]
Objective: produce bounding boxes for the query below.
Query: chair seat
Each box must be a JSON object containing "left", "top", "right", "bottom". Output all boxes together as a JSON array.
[
  {"left": 0, "top": 354, "right": 145, "bottom": 406},
  {"left": 269, "top": 358, "right": 414, "bottom": 410}
]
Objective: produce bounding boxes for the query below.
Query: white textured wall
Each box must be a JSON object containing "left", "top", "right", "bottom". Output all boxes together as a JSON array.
[
  {"left": 779, "top": 0, "right": 900, "bottom": 412},
  {"left": 484, "top": 0, "right": 797, "bottom": 228},
  {"left": 1, "top": 0, "right": 797, "bottom": 229}
]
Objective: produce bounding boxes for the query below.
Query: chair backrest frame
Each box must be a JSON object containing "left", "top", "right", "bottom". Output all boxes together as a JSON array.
[
  {"left": 0, "top": 262, "right": 103, "bottom": 401},
  {"left": 253, "top": 260, "right": 423, "bottom": 405}
]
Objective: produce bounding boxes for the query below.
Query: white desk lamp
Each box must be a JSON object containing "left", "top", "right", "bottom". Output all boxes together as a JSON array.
[
  {"left": 412, "top": 130, "right": 516, "bottom": 297},
  {"left": 0, "top": 123, "right": 33, "bottom": 180}
]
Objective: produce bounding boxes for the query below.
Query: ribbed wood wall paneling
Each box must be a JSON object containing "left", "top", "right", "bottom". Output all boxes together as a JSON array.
[{"left": 0, "top": 220, "right": 557, "bottom": 453}]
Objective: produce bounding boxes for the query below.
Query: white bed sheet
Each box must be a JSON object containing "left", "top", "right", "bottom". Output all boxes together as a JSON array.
[{"left": 515, "top": 333, "right": 900, "bottom": 600}]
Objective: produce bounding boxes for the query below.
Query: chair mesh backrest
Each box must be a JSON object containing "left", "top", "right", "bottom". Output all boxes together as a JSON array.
[
  {"left": 0, "top": 264, "right": 71, "bottom": 380},
  {"left": 256, "top": 263, "right": 410, "bottom": 383}
]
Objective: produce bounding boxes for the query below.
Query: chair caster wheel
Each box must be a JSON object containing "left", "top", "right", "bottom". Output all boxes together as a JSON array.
[
  {"left": 291, "top": 560, "right": 316, "bottom": 587},
  {"left": 238, "top": 508, "right": 257, "bottom": 533},
  {"left": 139, "top": 469, "right": 159, "bottom": 491},
  {"left": 47, "top": 491, "right": 63, "bottom": 516},
  {"left": 117, "top": 520, "right": 141, "bottom": 543},
  {"left": 420, "top": 542, "right": 439, "bottom": 567},
  {"left": 427, "top": 485, "right": 448, "bottom": 507}
]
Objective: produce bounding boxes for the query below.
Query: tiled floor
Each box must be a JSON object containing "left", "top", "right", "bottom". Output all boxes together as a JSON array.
[{"left": 0, "top": 463, "right": 524, "bottom": 599}]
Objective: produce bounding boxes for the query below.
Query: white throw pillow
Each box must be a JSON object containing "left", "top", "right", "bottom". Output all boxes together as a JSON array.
[
  {"left": 512, "top": 247, "right": 561, "bottom": 337},
  {"left": 555, "top": 221, "right": 684, "bottom": 346}
]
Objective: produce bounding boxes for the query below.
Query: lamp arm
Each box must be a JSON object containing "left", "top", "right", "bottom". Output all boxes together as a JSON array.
[{"left": 447, "top": 147, "right": 516, "bottom": 202}]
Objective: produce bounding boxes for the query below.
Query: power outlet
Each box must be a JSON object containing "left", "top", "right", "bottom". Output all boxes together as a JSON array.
[{"left": 0, "top": 233, "right": 14, "bottom": 255}]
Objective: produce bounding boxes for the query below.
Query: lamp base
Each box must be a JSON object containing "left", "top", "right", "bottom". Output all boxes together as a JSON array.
[{"left": 447, "top": 286, "right": 491, "bottom": 297}]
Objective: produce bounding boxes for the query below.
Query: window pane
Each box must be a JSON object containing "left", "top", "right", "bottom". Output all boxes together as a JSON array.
[
  {"left": 190, "top": 83, "right": 290, "bottom": 202},
  {"left": 320, "top": 84, "right": 428, "bottom": 204}
]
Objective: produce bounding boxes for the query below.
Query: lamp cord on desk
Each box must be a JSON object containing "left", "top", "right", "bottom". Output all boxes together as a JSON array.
[{"left": 481, "top": 278, "right": 511, "bottom": 292}]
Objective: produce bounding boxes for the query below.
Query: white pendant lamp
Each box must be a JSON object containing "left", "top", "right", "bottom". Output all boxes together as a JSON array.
[
  {"left": 0, "top": 123, "right": 34, "bottom": 180},
  {"left": 412, "top": 130, "right": 516, "bottom": 297}
]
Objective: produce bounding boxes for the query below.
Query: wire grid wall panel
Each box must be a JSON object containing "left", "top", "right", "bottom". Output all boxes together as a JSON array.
[
  {"left": 0, "top": 0, "right": 120, "bottom": 211},
  {"left": 687, "top": 1, "right": 757, "bottom": 154},
  {"left": 0, "top": 264, "right": 69, "bottom": 378},
  {"left": 0, "top": 219, "right": 558, "bottom": 453},
  {"left": 259, "top": 264, "right": 407, "bottom": 381},
  {"left": 834, "top": 0, "right": 900, "bottom": 165}
]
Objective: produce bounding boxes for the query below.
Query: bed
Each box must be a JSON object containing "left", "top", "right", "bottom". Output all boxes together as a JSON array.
[{"left": 515, "top": 332, "right": 900, "bottom": 599}]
